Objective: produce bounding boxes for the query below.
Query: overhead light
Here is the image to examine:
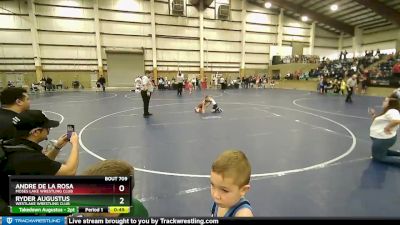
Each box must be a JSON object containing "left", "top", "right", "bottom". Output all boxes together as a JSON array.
[
  {"left": 301, "top": 16, "right": 308, "bottom": 22},
  {"left": 264, "top": 2, "right": 272, "bottom": 8},
  {"left": 330, "top": 4, "right": 338, "bottom": 11}
]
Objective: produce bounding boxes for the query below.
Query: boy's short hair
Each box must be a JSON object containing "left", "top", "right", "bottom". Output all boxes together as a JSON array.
[
  {"left": 0, "top": 87, "right": 27, "bottom": 106},
  {"left": 212, "top": 150, "right": 251, "bottom": 187},
  {"left": 83, "top": 160, "right": 134, "bottom": 176}
]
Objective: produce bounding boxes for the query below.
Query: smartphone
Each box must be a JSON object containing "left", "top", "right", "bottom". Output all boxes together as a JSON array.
[{"left": 67, "top": 124, "right": 75, "bottom": 140}]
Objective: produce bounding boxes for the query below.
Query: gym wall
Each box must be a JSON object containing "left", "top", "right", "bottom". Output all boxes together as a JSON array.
[{"left": 1, "top": 0, "right": 396, "bottom": 87}]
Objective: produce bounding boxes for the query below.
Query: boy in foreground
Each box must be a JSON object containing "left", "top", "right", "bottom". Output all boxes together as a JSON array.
[{"left": 210, "top": 150, "right": 253, "bottom": 217}]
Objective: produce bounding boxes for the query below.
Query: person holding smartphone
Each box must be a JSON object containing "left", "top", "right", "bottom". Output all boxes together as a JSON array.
[
  {"left": 3, "top": 110, "right": 80, "bottom": 176},
  {"left": 369, "top": 96, "right": 400, "bottom": 167},
  {"left": 0, "top": 110, "right": 80, "bottom": 215}
]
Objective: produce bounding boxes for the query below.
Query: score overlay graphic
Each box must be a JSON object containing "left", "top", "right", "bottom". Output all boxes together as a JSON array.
[{"left": 8, "top": 176, "right": 132, "bottom": 214}]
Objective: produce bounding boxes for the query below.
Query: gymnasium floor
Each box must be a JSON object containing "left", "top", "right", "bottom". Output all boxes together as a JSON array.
[{"left": 30, "top": 88, "right": 400, "bottom": 217}]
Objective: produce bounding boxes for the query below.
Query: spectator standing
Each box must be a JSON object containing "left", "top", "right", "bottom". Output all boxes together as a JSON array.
[
  {"left": 340, "top": 79, "right": 346, "bottom": 95},
  {"left": 97, "top": 75, "right": 106, "bottom": 92},
  {"left": 392, "top": 60, "right": 400, "bottom": 76},
  {"left": 361, "top": 72, "right": 368, "bottom": 94},
  {"left": 40, "top": 77, "right": 47, "bottom": 91},
  {"left": 191, "top": 77, "right": 197, "bottom": 90},
  {"left": 0, "top": 87, "right": 31, "bottom": 214},
  {"left": 176, "top": 72, "right": 184, "bottom": 96},
  {"left": 0, "top": 87, "right": 31, "bottom": 140},
  {"left": 46, "top": 76, "right": 53, "bottom": 91}
]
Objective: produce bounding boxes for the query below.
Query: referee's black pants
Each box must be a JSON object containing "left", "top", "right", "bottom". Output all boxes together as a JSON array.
[
  {"left": 345, "top": 87, "right": 353, "bottom": 103},
  {"left": 141, "top": 90, "right": 151, "bottom": 115},
  {"left": 177, "top": 83, "right": 183, "bottom": 96}
]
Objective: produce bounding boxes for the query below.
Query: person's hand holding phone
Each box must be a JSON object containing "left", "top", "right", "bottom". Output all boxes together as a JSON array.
[
  {"left": 54, "top": 134, "right": 68, "bottom": 150},
  {"left": 69, "top": 132, "right": 78, "bottom": 146},
  {"left": 368, "top": 107, "right": 376, "bottom": 117}
]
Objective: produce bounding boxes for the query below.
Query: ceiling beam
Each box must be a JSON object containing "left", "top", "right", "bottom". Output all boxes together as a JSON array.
[
  {"left": 358, "top": 19, "right": 388, "bottom": 29},
  {"left": 352, "top": 0, "right": 400, "bottom": 26},
  {"left": 265, "top": 0, "right": 355, "bottom": 36},
  {"left": 319, "top": 0, "right": 353, "bottom": 15},
  {"left": 309, "top": 0, "right": 337, "bottom": 13}
]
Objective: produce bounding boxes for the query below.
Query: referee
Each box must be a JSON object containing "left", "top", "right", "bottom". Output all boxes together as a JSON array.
[
  {"left": 141, "top": 74, "right": 153, "bottom": 117},
  {"left": 345, "top": 74, "right": 357, "bottom": 103}
]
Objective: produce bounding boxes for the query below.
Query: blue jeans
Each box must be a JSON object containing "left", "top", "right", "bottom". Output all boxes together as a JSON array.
[{"left": 371, "top": 136, "right": 400, "bottom": 167}]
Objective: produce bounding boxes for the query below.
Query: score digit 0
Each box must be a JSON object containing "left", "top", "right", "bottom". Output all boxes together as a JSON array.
[{"left": 118, "top": 185, "right": 125, "bottom": 192}]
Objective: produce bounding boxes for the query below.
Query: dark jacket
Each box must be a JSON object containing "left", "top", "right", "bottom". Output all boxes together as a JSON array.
[
  {"left": 1, "top": 138, "right": 62, "bottom": 207},
  {"left": 0, "top": 108, "right": 18, "bottom": 141},
  {"left": 97, "top": 77, "right": 106, "bottom": 85}
]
